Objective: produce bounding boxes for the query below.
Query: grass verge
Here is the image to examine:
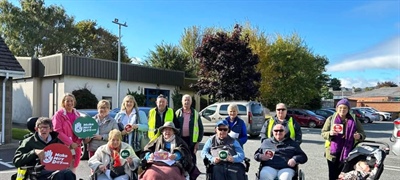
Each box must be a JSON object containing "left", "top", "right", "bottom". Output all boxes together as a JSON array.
[{"left": 12, "top": 128, "right": 30, "bottom": 140}]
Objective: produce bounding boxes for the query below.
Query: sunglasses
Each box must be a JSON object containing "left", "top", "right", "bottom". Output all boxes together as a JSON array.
[
  {"left": 276, "top": 109, "right": 286, "bottom": 111},
  {"left": 217, "top": 128, "right": 229, "bottom": 132},
  {"left": 273, "top": 129, "right": 284, "bottom": 132}
]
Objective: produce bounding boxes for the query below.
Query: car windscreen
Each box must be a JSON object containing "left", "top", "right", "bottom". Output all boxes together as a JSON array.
[{"left": 305, "top": 110, "right": 317, "bottom": 116}]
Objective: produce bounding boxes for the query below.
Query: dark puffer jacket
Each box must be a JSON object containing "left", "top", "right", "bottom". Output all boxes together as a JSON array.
[{"left": 254, "top": 137, "right": 308, "bottom": 170}]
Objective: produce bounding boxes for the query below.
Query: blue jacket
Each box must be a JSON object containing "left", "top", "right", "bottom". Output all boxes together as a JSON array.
[
  {"left": 225, "top": 116, "right": 248, "bottom": 146},
  {"left": 254, "top": 137, "right": 308, "bottom": 170}
]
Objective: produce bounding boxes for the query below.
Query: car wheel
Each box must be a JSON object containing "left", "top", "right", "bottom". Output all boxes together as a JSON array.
[
  {"left": 81, "top": 141, "right": 89, "bottom": 160},
  {"left": 379, "top": 115, "right": 384, "bottom": 121},
  {"left": 308, "top": 121, "right": 317, "bottom": 128},
  {"left": 365, "top": 117, "right": 372, "bottom": 123}
]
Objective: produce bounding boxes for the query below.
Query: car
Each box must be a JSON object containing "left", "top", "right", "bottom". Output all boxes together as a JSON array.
[
  {"left": 78, "top": 106, "right": 152, "bottom": 160},
  {"left": 350, "top": 108, "right": 367, "bottom": 123},
  {"left": 390, "top": 118, "right": 400, "bottom": 155},
  {"left": 199, "top": 101, "right": 265, "bottom": 137},
  {"left": 357, "top": 107, "right": 392, "bottom": 121},
  {"left": 312, "top": 109, "right": 335, "bottom": 118},
  {"left": 286, "top": 109, "right": 326, "bottom": 128},
  {"left": 352, "top": 108, "right": 379, "bottom": 123}
]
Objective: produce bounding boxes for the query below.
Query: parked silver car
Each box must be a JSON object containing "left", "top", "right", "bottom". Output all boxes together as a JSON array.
[
  {"left": 357, "top": 107, "right": 392, "bottom": 121},
  {"left": 353, "top": 108, "right": 379, "bottom": 123},
  {"left": 199, "top": 101, "right": 265, "bottom": 137}
]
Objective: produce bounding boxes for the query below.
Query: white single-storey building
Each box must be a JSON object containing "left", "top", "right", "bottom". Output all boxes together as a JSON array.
[{"left": 13, "top": 53, "right": 198, "bottom": 124}]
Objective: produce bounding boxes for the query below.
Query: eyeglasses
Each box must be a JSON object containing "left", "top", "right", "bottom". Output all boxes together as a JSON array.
[
  {"left": 217, "top": 128, "right": 229, "bottom": 132},
  {"left": 276, "top": 109, "right": 286, "bottom": 111},
  {"left": 38, "top": 126, "right": 50, "bottom": 130},
  {"left": 273, "top": 129, "right": 284, "bottom": 132}
]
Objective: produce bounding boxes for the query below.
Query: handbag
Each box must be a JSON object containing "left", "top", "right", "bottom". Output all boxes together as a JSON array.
[{"left": 109, "top": 161, "right": 126, "bottom": 178}]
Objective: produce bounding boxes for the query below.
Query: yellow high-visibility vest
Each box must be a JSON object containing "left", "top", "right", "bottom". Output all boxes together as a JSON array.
[
  {"left": 148, "top": 108, "right": 174, "bottom": 140},
  {"left": 267, "top": 117, "right": 295, "bottom": 140},
  {"left": 176, "top": 109, "right": 199, "bottom": 143}
]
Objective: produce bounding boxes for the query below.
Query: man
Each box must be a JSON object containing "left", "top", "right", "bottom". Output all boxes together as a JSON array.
[
  {"left": 254, "top": 124, "right": 308, "bottom": 180},
  {"left": 201, "top": 120, "right": 246, "bottom": 180},
  {"left": 148, "top": 94, "right": 179, "bottom": 140},
  {"left": 260, "top": 103, "right": 302, "bottom": 144},
  {"left": 13, "top": 117, "right": 76, "bottom": 180},
  {"left": 176, "top": 94, "right": 204, "bottom": 164}
]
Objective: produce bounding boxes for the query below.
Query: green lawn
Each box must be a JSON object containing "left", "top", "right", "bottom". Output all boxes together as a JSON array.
[{"left": 12, "top": 128, "right": 31, "bottom": 140}]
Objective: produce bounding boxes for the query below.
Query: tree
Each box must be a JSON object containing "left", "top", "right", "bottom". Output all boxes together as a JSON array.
[
  {"left": 72, "top": 20, "right": 131, "bottom": 62},
  {"left": 258, "top": 33, "right": 328, "bottom": 109},
  {"left": 144, "top": 42, "right": 189, "bottom": 75},
  {"left": 376, "top": 81, "right": 398, "bottom": 88},
  {"left": 329, "top": 78, "right": 342, "bottom": 90},
  {"left": 321, "top": 85, "right": 334, "bottom": 99},
  {"left": 191, "top": 24, "right": 261, "bottom": 101},
  {"left": 0, "top": 0, "right": 76, "bottom": 57},
  {"left": 179, "top": 26, "right": 202, "bottom": 78},
  {"left": 171, "top": 88, "right": 183, "bottom": 111},
  {"left": 0, "top": 1, "right": 130, "bottom": 62}
]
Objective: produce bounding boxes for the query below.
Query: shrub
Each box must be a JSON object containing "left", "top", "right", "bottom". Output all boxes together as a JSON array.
[
  {"left": 72, "top": 87, "right": 98, "bottom": 109},
  {"left": 127, "top": 89, "right": 146, "bottom": 106}
]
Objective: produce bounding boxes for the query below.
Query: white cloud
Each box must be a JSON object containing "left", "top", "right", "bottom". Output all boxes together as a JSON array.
[
  {"left": 327, "top": 36, "right": 400, "bottom": 72},
  {"left": 339, "top": 75, "right": 400, "bottom": 88},
  {"left": 351, "top": 1, "right": 399, "bottom": 18}
]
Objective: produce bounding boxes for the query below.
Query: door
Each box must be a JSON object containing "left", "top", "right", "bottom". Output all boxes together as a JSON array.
[{"left": 200, "top": 105, "right": 219, "bottom": 133}]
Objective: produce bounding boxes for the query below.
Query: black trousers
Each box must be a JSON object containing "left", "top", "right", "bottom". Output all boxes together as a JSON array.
[
  {"left": 211, "top": 163, "right": 246, "bottom": 180},
  {"left": 327, "top": 159, "right": 343, "bottom": 180}
]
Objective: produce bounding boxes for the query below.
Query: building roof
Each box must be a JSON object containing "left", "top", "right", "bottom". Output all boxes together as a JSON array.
[
  {"left": 0, "top": 37, "right": 24, "bottom": 72},
  {"left": 349, "top": 87, "right": 400, "bottom": 97}
]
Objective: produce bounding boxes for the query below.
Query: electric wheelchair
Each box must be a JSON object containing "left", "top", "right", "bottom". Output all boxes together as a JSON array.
[{"left": 203, "top": 157, "right": 250, "bottom": 180}]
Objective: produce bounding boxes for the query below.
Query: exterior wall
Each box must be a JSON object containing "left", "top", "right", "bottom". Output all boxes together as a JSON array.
[
  {"left": 12, "top": 79, "right": 34, "bottom": 124},
  {"left": 0, "top": 77, "right": 13, "bottom": 143},
  {"left": 63, "top": 75, "right": 177, "bottom": 109},
  {"left": 44, "top": 77, "right": 65, "bottom": 117}
]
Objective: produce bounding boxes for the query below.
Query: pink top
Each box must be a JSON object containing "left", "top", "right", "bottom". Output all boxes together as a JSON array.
[
  {"left": 67, "top": 112, "right": 75, "bottom": 124},
  {"left": 182, "top": 109, "right": 191, "bottom": 137},
  {"left": 52, "top": 108, "right": 81, "bottom": 146}
]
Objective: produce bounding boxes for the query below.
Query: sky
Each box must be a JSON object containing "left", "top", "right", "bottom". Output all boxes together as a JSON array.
[{"left": 10, "top": 0, "right": 400, "bottom": 88}]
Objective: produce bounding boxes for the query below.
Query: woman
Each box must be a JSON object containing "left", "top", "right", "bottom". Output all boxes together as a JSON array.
[
  {"left": 140, "top": 122, "right": 193, "bottom": 180},
  {"left": 260, "top": 103, "right": 302, "bottom": 144},
  {"left": 52, "top": 93, "right": 81, "bottom": 173},
  {"left": 254, "top": 124, "right": 308, "bottom": 180},
  {"left": 88, "top": 129, "right": 140, "bottom": 180},
  {"left": 114, "top": 95, "right": 149, "bottom": 156},
  {"left": 321, "top": 98, "right": 366, "bottom": 180},
  {"left": 225, "top": 104, "right": 247, "bottom": 147},
  {"left": 87, "top": 100, "right": 119, "bottom": 158}
]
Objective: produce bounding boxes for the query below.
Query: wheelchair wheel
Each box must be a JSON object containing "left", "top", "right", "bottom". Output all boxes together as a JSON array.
[{"left": 298, "top": 169, "right": 305, "bottom": 180}]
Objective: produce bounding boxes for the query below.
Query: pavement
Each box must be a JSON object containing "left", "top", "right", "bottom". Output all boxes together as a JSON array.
[{"left": 0, "top": 123, "right": 27, "bottom": 150}]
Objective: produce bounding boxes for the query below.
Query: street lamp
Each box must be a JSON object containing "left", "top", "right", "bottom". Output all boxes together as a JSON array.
[{"left": 112, "top": 18, "right": 127, "bottom": 107}]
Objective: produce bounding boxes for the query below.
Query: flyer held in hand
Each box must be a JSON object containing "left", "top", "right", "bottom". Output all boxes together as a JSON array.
[
  {"left": 41, "top": 143, "right": 73, "bottom": 170},
  {"left": 73, "top": 117, "right": 99, "bottom": 138}
]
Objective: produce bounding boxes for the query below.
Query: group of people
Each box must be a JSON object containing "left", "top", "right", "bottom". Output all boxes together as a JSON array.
[{"left": 13, "top": 92, "right": 372, "bottom": 180}]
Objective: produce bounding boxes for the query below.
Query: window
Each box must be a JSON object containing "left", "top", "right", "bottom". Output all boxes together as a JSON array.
[
  {"left": 203, "top": 105, "right": 217, "bottom": 116},
  {"left": 219, "top": 104, "right": 247, "bottom": 115},
  {"left": 250, "top": 103, "right": 264, "bottom": 116}
]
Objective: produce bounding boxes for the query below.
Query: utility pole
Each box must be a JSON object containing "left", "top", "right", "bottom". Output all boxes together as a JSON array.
[{"left": 112, "top": 18, "right": 127, "bottom": 108}]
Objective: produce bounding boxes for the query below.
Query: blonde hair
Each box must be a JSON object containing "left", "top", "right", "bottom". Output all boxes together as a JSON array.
[
  {"left": 61, "top": 93, "right": 76, "bottom": 108},
  {"left": 97, "top": 100, "right": 110, "bottom": 109},
  {"left": 108, "top": 129, "right": 122, "bottom": 141},
  {"left": 120, "top": 95, "right": 139, "bottom": 112}
]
